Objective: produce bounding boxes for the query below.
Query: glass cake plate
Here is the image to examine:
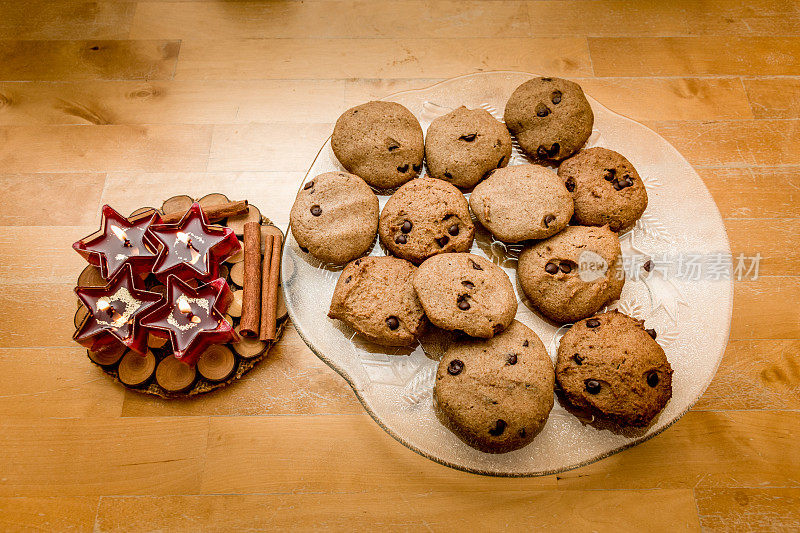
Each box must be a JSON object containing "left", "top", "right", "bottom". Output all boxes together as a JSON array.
[{"left": 281, "top": 71, "right": 733, "bottom": 476}]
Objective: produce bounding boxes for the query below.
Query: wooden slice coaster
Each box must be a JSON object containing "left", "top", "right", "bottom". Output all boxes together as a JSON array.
[
  {"left": 77, "top": 265, "right": 106, "bottom": 287},
  {"left": 74, "top": 306, "right": 89, "bottom": 329},
  {"left": 88, "top": 343, "right": 127, "bottom": 367},
  {"left": 226, "top": 204, "right": 262, "bottom": 236},
  {"left": 148, "top": 333, "right": 169, "bottom": 349},
  {"left": 228, "top": 290, "right": 243, "bottom": 318},
  {"left": 197, "top": 345, "right": 236, "bottom": 382},
  {"left": 198, "top": 193, "right": 230, "bottom": 210},
  {"left": 219, "top": 263, "right": 230, "bottom": 281},
  {"left": 260, "top": 224, "right": 284, "bottom": 254},
  {"left": 226, "top": 240, "right": 245, "bottom": 264},
  {"left": 229, "top": 261, "right": 244, "bottom": 287},
  {"left": 155, "top": 355, "right": 197, "bottom": 392},
  {"left": 118, "top": 350, "right": 156, "bottom": 387},
  {"left": 233, "top": 325, "right": 268, "bottom": 359},
  {"left": 161, "top": 195, "right": 194, "bottom": 215},
  {"left": 277, "top": 287, "right": 288, "bottom": 321},
  {"left": 129, "top": 206, "right": 158, "bottom": 219},
  {"left": 150, "top": 284, "right": 167, "bottom": 298}
]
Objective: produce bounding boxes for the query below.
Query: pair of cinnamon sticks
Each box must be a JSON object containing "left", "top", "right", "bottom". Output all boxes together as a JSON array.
[{"left": 239, "top": 221, "right": 282, "bottom": 341}]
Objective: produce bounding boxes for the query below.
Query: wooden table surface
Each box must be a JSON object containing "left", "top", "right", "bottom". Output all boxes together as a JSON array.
[{"left": 1, "top": 0, "right": 799, "bottom": 531}]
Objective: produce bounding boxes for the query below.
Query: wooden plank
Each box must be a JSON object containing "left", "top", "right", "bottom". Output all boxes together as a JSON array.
[
  {"left": 131, "top": 1, "right": 531, "bottom": 39},
  {"left": 0, "top": 284, "right": 83, "bottom": 348},
  {"left": 695, "top": 340, "right": 800, "bottom": 410},
  {"left": 0, "top": 347, "right": 125, "bottom": 418},
  {"left": 121, "top": 325, "right": 362, "bottom": 416},
  {"left": 0, "top": 125, "right": 213, "bottom": 173},
  {"left": 95, "top": 489, "right": 701, "bottom": 532},
  {"left": 696, "top": 488, "right": 800, "bottom": 532},
  {"left": 175, "top": 37, "right": 592, "bottom": 80},
  {"left": 0, "top": 40, "right": 180, "bottom": 82},
  {"left": 589, "top": 37, "right": 800, "bottom": 76},
  {"left": 680, "top": 0, "right": 800, "bottom": 36},
  {"left": 0, "top": 80, "right": 346, "bottom": 125},
  {"left": 0, "top": 496, "right": 98, "bottom": 532},
  {"left": 700, "top": 167, "right": 800, "bottom": 219},
  {"left": 0, "top": 417, "right": 208, "bottom": 496},
  {"left": 744, "top": 77, "right": 800, "bottom": 119},
  {"left": 526, "top": 1, "right": 687, "bottom": 36},
  {"left": 725, "top": 219, "right": 800, "bottom": 276},
  {"left": 0, "top": 1, "right": 135, "bottom": 40},
  {"left": 0, "top": 174, "right": 105, "bottom": 225},
  {"left": 0, "top": 227, "right": 93, "bottom": 284},
  {"left": 731, "top": 277, "right": 800, "bottom": 339}
]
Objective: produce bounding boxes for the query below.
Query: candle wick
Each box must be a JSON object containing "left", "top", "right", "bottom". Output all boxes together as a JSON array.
[{"left": 123, "top": 238, "right": 132, "bottom": 247}]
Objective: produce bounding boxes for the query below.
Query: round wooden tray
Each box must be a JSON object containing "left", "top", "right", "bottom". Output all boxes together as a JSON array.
[{"left": 74, "top": 193, "right": 290, "bottom": 398}]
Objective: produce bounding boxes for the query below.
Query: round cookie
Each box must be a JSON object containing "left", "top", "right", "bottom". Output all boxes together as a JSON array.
[
  {"left": 424, "top": 106, "right": 512, "bottom": 189},
  {"left": 434, "top": 320, "right": 555, "bottom": 453},
  {"left": 558, "top": 147, "right": 648, "bottom": 232},
  {"left": 328, "top": 256, "right": 426, "bottom": 346},
  {"left": 469, "top": 164, "right": 574, "bottom": 243},
  {"left": 331, "top": 101, "right": 424, "bottom": 189},
  {"left": 504, "top": 77, "right": 594, "bottom": 162},
  {"left": 379, "top": 177, "right": 474, "bottom": 265},
  {"left": 413, "top": 253, "right": 516, "bottom": 338},
  {"left": 517, "top": 225, "right": 624, "bottom": 323},
  {"left": 556, "top": 311, "right": 673, "bottom": 427},
  {"left": 290, "top": 171, "right": 379, "bottom": 264}
]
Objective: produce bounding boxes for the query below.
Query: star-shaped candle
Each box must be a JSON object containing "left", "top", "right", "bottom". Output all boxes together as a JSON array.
[
  {"left": 147, "top": 203, "right": 240, "bottom": 283},
  {"left": 74, "top": 264, "right": 164, "bottom": 354},
  {"left": 140, "top": 275, "right": 238, "bottom": 366},
  {"left": 73, "top": 205, "right": 161, "bottom": 280}
]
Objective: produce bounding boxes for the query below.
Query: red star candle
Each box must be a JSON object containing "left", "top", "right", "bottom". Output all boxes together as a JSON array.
[
  {"left": 147, "top": 203, "right": 240, "bottom": 283},
  {"left": 74, "top": 264, "right": 164, "bottom": 354},
  {"left": 73, "top": 205, "right": 161, "bottom": 280},
  {"left": 140, "top": 275, "right": 238, "bottom": 366}
]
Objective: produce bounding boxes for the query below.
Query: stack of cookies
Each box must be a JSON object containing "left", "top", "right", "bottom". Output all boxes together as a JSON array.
[{"left": 290, "top": 77, "right": 673, "bottom": 454}]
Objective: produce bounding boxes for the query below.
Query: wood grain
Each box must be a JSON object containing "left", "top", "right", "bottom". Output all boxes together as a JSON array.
[
  {"left": 732, "top": 278, "right": 800, "bottom": 339},
  {"left": 726, "top": 219, "right": 800, "bottom": 275},
  {"left": 0, "top": 227, "right": 93, "bottom": 284},
  {"left": 0, "top": 1, "right": 135, "bottom": 40},
  {"left": 696, "top": 488, "right": 800, "bottom": 532},
  {"left": 0, "top": 284, "right": 83, "bottom": 348},
  {"left": 700, "top": 167, "right": 800, "bottom": 219},
  {"left": 744, "top": 77, "right": 800, "bottom": 119},
  {"left": 0, "top": 496, "right": 98, "bottom": 532},
  {"left": 0, "top": 174, "right": 105, "bottom": 225}
]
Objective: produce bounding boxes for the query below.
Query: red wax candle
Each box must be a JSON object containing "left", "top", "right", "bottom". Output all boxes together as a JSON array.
[
  {"left": 74, "top": 264, "right": 164, "bottom": 354},
  {"left": 146, "top": 203, "right": 240, "bottom": 283},
  {"left": 73, "top": 205, "right": 161, "bottom": 280},
  {"left": 140, "top": 275, "right": 238, "bottom": 366}
]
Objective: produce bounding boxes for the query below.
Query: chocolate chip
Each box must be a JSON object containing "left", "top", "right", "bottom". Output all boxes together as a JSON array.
[
  {"left": 300, "top": 246, "right": 309, "bottom": 253},
  {"left": 506, "top": 353, "right": 517, "bottom": 365},
  {"left": 401, "top": 220, "right": 412, "bottom": 233},
  {"left": 643, "top": 260, "right": 653, "bottom": 272},
  {"left": 462, "top": 280, "right": 474, "bottom": 289},
  {"left": 565, "top": 177, "right": 575, "bottom": 192},
  {"left": 604, "top": 169, "right": 616, "bottom": 181},
  {"left": 558, "top": 263, "right": 572, "bottom": 274},
  {"left": 612, "top": 179, "right": 623, "bottom": 191},
  {"left": 470, "top": 259, "right": 483, "bottom": 270},
  {"left": 551, "top": 90, "right": 562, "bottom": 105},
  {"left": 413, "top": 163, "right": 422, "bottom": 172},
  {"left": 586, "top": 318, "right": 600, "bottom": 328},
  {"left": 492, "top": 324, "right": 504, "bottom": 335},
  {"left": 542, "top": 77, "right": 552, "bottom": 82},
  {"left": 459, "top": 133, "right": 477, "bottom": 142},
  {"left": 388, "top": 144, "right": 399, "bottom": 151},
  {"left": 519, "top": 428, "right": 527, "bottom": 437},
  {"left": 457, "top": 295, "right": 470, "bottom": 310},
  {"left": 647, "top": 372, "right": 660, "bottom": 387},
  {"left": 646, "top": 328, "right": 657, "bottom": 339},
  {"left": 345, "top": 275, "right": 351, "bottom": 283},
  {"left": 522, "top": 340, "right": 529, "bottom": 347},
  {"left": 395, "top": 234, "right": 407, "bottom": 245},
  {"left": 548, "top": 143, "right": 560, "bottom": 156},
  {"left": 536, "top": 103, "right": 550, "bottom": 117},
  {"left": 385, "top": 316, "right": 399, "bottom": 330},
  {"left": 573, "top": 354, "right": 584, "bottom": 365},
  {"left": 397, "top": 164, "right": 409, "bottom": 173},
  {"left": 545, "top": 262, "right": 559, "bottom": 274},
  {"left": 447, "top": 359, "right": 464, "bottom": 375},
  {"left": 537, "top": 145, "right": 549, "bottom": 159},
  {"left": 497, "top": 156, "right": 505, "bottom": 167},
  {"left": 489, "top": 419, "right": 507, "bottom": 436},
  {"left": 436, "top": 236, "right": 449, "bottom": 247},
  {"left": 303, "top": 181, "right": 314, "bottom": 190},
  {"left": 543, "top": 214, "right": 556, "bottom": 227},
  {"left": 310, "top": 205, "right": 322, "bottom": 216},
  {"left": 585, "top": 380, "right": 601, "bottom": 394},
  {"left": 624, "top": 176, "right": 634, "bottom": 187},
  {"left": 448, "top": 224, "right": 459, "bottom": 236},
  {"left": 444, "top": 171, "right": 452, "bottom": 179}
]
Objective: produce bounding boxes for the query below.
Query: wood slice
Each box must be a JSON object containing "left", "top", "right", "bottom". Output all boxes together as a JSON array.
[
  {"left": 197, "top": 345, "right": 237, "bottom": 382},
  {"left": 226, "top": 240, "right": 245, "bottom": 264},
  {"left": 77, "top": 264, "right": 106, "bottom": 287},
  {"left": 229, "top": 261, "right": 244, "bottom": 287},
  {"left": 150, "top": 284, "right": 167, "bottom": 298},
  {"left": 226, "top": 205, "right": 262, "bottom": 236},
  {"left": 227, "top": 290, "right": 243, "bottom": 318},
  {"left": 155, "top": 355, "right": 197, "bottom": 392},
  {"left": 129, "top": 206, "right": 158, "bottom": 219},
  {"left": 260, "top": 224, "right": 284, "bottom": 254},
  {"left": 232, "top": 325, "right": 268, "bottom": 359},
  {"left": 223, "top": 314, "right": 234, "bottom": 327},
  {"left": 198, "top": 193, "right": 230, "bottom": 210},
  {"left": 148, "top": 333, "right": 169, "bottom": 349},
  {"left": 118, "top": 350, "right": 156, "bottom": 387},
  {"left": 87, "top": 343, "right": 126, "bottom": 367},
  {"left": 74, "top": 305, "right": 89, "bottom": 329},
  {"left": 277, "top": 287, "right": 288, "bottom": 321},
  {"left": 161, "top": 194, "right": 194, "bottom": 215},
  {"left": 218, "top": 264, "right": 230, "bottom": 281}
]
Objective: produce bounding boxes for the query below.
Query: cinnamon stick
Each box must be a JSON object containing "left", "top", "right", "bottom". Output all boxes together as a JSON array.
[
  {"left": 238, "top": 222, "right": 262, "bottom": 338},
  {"left": 260, "top": 230, "right": 282, "bottom": 341},
  {"left": 160, "top": 199, "right": 249, "bottom": 224}
]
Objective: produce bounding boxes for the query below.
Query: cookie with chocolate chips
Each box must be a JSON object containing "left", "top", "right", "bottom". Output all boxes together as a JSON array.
[
  {"left": 434, "top": 320, "right": 555, "bottom": 453},
  {"left": 331, "top": 101, "right": 424, "bottom": 189},
  {"left": 379, "top": 177, "right": 474, "bottom": 264},
  {"left": 503, "top": 77, "right": 594, "bottom": 162},
  {"left": 328, "top": 256, "right": 427, "bottom": 346},
  {"left": 469, "top": 164, "right": 573, "bottom": 243},
  {"left": 424, "top": 106, "right": 512, "bottom": 189},
  {"left": 558, "top": 147, "right": 648, "bottom": 231},
  {"left": 290, "top": 171, "right": 379, "bottom": 265},
  {"left": 556, "top": 310, "right": 672, "bottom": 427},
  {"left": 413, "top": 253, "right": 516, "bottom": 338},
  {"left": 517, "top": 225, "right": 624, "bottom": 323}
]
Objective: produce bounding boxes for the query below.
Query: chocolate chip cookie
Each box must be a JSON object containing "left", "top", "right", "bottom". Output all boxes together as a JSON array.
[
  {"left": 558, "top": 147, "right": 649, "bottom": 232},
  {"left": 504, "top": 77, "right": 594, "bottom": 162},
  {"left": 556, "top": 311, "right": 672, "bottom": 427},
  {"left": 424, "top": 106, "right": 512, "bottom": 189},
  {"left": 328, "top": 256, "right": 426, "bottom": 346},
  {"left": 413, "top": 253, "right": 516, "bottom": 338},
  {"left": 379, "top": 177, "right": 474, "bottom": 264},
  {"left": 517, "top": 225, "right": 624, "bottom": 323},
  {"left": 331, "top": 101, "right": 424, "bottom": 189},
  {"left": 469, "top": 164, "right": 573, "bottom": 243},
  {"left": 434, "top": 320, "right": 554, "bottom": 453},
  {"left": 290, "top": 171, "right": 379, "bottom": 265}
]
